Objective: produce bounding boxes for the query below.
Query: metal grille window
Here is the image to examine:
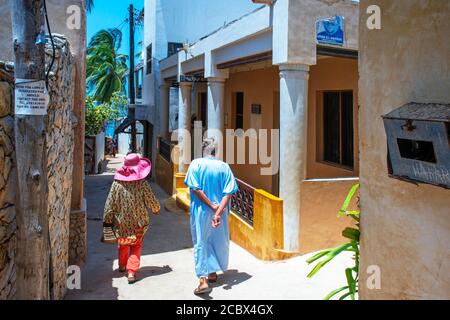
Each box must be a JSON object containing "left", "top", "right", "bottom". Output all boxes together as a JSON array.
[
  {"left": 323, "top": 91, "right": 354, "bottom": 168},
  {"left": 146, "top": 44, "right": 152, "bottom": 75}
]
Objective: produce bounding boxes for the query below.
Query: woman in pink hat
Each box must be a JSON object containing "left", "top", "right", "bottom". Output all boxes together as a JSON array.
[{"left": 102, "top": 154, "right": 161, "bottom": 284}]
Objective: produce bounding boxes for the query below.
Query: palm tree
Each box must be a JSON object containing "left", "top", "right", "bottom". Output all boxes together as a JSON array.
[{"left": 87, "top": 28, "right": 128, "bottom": 103}]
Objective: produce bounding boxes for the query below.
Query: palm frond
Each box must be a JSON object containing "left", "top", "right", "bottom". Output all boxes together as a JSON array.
[
  {"left": 87, "top": 28, "right": 128, "bottom": 103},
  {"left": 86, "top": 0, "right": 94, "bottom": 12}
]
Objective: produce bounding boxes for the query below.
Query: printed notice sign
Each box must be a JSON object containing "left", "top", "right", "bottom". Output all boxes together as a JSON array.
[{"left": 15, "top": 79, "right": 49, "bottom": 115}]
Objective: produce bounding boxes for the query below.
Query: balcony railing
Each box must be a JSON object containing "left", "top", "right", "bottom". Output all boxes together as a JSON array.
[{"left": 231, "top": 179, "right": 255, "bottom": 226}]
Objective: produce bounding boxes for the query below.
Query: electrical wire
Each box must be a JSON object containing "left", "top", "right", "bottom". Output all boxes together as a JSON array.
[
  {"left": 42, "top": 0, "right": 55, "bottom": 300},
  {"left": 43, "top": 0, "right": 55, "bottom": 90}
]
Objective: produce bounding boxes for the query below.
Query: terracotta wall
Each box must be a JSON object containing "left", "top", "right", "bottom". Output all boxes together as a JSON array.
[
  {"left": 307, "top": 56, "right": 359, "bottom": 179},
  {"left": 300, "top": 178, "right": 358, "bottom": 254},
  {"left": 222, "top": 59, "right": 359, "bottom": 254},
  {"left": 224, "top": 65, "right": 280, "bottom": 193},
  {"left": 223, "top": 56, "right": 359, "bottom": 191},
  {"left": 358, "top": 0, "right": 450, "bottom": 299}
]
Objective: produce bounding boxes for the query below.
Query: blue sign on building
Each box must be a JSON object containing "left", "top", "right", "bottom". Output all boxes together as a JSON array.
[{"left": 316, "top": 15, "right": 345, "bottom": 46}]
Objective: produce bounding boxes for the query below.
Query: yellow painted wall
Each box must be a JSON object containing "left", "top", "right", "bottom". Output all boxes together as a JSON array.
[
  {"left": 224, "top": 65, "right": 280, "bottom": 194},
  {"left": 307, "top": 56, "right": 359, "bottom": 179},
  {"left": 300, "top": 179, "right": 359, "bottom": 254},
  {"left": 228, "top": 189, "right": 293, "bottom": 261},
  {"left": 155, "top": 154, "right": 174, "bottom": 196},
  {"left": 223, "top": 57, "right": 359, "bottom": 192},
  {"left": 222, "top": 58, "right": 360, "bottom": 255}
]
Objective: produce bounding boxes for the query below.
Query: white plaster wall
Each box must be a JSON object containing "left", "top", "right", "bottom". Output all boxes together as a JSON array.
[
  {"left": 143, "top": 0, "right": 260, "bottom": 166},
  {"left": 0, "top": 0, "right": 13, "bottom": 61},
  {"left": 95, "top": 131, "right": 105, "bottom": 174},
  {"left": 143, "top": 0, "right": 261, "bottom": 111},
  {"left": 118, "top": 132, "right": 130, "bottom": 156},
  {"left": 273, "top": 0, "right": 359, "bottom": 66},
  {"left": 358, "top": 0, "right": 450, "bottom": 299},
  {"left": 0, "top": 0, "right": 86, "bottom": 62}
]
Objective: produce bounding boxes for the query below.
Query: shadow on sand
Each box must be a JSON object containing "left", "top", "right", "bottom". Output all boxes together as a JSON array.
[
  {"left": 198, "top": 269, "right": 253, "bottom": 300},
  {"left": 120, "top": 265, "right": 173, "bottom": 283}
]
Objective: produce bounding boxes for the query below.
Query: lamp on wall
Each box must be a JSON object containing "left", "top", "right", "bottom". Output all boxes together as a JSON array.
[{"left": 252, "top": 0, "right": 274, "bottom": 4}]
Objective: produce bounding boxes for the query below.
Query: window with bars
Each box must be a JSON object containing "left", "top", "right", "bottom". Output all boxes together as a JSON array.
[
  {"left": 323, "top": 91, "right": 354, "bottom": 168},
  {"left": 234, "top": 92, "right": 244, "bottom": 130}
]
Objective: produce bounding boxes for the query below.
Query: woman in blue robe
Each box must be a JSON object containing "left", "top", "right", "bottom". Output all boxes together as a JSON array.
[{"left": 184, "top": 139, "right": 238, "bottom": 295}]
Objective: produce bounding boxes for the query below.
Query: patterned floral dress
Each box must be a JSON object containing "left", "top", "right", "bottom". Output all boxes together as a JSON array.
[{"left": 103, "top": 180, "right": 161, "bottom": 246}]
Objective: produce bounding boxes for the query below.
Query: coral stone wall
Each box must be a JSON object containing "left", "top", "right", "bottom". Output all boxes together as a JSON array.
[
  {"left": 69, "top": 205, "right": 87, "bottom": 267},
  {"left": 0, "top": 36, "right": 76, "bottom": 300},
  {"left": 45, "top": 35, "right": 75, "bottom": 300},
  {"left": 0, "top": 62, "right": 17, "bottom": 300}
]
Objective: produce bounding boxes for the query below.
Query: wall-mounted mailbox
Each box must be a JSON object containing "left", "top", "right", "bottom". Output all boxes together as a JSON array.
[{"left": 382, "top": 102, "right": 450, "bottom": 189}]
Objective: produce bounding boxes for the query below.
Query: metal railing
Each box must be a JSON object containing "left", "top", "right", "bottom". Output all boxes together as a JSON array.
[{"left": 231, "top": 179, "right": 255, "bottom": 226}]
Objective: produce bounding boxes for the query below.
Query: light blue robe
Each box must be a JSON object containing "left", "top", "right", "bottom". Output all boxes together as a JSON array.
[{"left": 185, "top": 157, "right": 239, "bottom": 278}]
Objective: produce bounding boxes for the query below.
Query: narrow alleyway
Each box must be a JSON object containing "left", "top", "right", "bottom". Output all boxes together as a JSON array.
[{"left": 65, "top": 156, "right": 353, "bottom": 300}]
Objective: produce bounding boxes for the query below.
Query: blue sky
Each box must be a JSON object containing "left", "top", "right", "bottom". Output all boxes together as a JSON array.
[{"left": 87, "top": 0, "right": 144, "bottom": 60}]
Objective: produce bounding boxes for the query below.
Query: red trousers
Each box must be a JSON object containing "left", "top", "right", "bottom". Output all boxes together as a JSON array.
[{"left": 118, "top": 241, "right": 143, "bottom": 273}]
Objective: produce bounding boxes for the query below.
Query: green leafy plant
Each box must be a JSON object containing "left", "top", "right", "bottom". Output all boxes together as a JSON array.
[
  {"left": 306, "top": 184, "right": 360, "bottom": 300},
  {"left": 85, "top": 94, "right": 124, "bottom": 136}
]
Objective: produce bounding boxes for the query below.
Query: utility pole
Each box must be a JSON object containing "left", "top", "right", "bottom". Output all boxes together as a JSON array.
[
  {"left": 128, "top": 3, "right": 137, "bottom": 153},
  {"left": 11, "top": 0, "right": 50, "bottom": 300}
]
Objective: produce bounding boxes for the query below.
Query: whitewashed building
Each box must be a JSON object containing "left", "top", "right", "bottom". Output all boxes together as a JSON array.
[
  {"left": 141, "top": 0, "right": 258, "bottom": 164},
  {"left": 146, "top": 0, "right": 360, "bottom": 259}
]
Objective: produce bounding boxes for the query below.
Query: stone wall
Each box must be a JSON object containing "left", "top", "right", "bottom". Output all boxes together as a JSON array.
[
  {"left": 0, "top": 62, "right": 17, "bottom": 300},
  {"left": 45, "top": 35, "right": 75, "bottom": 300},
  {"left": 69, "top": 204, "right": 87, "bottom": 267},
  {"left": 0, "top": 35, "right": 76, "bottom": 300}
]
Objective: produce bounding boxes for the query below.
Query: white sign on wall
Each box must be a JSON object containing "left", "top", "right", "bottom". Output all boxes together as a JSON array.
[{"left": 15, "top": 79, "right": 49, "bottom": 115}]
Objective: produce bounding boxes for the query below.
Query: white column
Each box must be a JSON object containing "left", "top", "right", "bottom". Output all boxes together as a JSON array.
[
  {"left": 206, "top": 77, "right": 226, "bottom": 158},
  {"left": 279, "top": 64, "right": 310, "bottom": 252},
  {"left": 159, "top": 82, "right": 170, "bottom": 139},
  {"left": 178, "top": 81, "right": 192, "bottom": 173}
]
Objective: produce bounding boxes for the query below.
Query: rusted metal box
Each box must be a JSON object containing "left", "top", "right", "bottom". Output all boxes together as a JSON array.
[{"left": 382, "top": 102, "right": 450, "bottom": 189}]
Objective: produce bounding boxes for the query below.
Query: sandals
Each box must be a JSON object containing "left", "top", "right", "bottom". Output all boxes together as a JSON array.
[
  {"left": 193, "top": 274, "right": 217, "bottom": 295},
  {"left": 128, "top": 273, "right": 137, "bottom": 284},
  {"left": 208, "top": 273, "right": 218, "bottom": 283},
  {"left": 119, "top": 267, "right": 126, "bottom": 273},
  {"left": 194, "top": 286, "right": 212, "bottom": 295}
]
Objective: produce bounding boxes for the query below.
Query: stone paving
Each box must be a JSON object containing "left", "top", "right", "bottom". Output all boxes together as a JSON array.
[{"left": 65, "top": 155, "right": 353, "bottom": 300}]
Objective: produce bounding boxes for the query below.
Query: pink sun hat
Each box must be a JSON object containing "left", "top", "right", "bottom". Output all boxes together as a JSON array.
[{"left": 114, "top": 154, "right": 152, "bottom": 182}]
